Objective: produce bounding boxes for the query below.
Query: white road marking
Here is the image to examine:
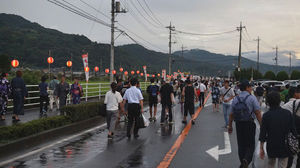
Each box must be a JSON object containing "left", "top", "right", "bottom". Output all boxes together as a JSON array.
[
  {"left": 206, "top": 132, "right": 232, "bottom": 161},
  {"left": 0, "top": 123, "right": 107, "bottom": 167}
]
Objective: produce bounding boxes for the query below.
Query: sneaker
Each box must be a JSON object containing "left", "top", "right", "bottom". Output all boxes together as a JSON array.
[
  {"left": 182, "top": 120, "right": 187, "bottom": 124},
  {"left": 149, "top": 118, "right": 153, "bottom": 122}
]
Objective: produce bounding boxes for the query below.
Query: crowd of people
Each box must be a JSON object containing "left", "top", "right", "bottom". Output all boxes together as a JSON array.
[{"left": 0, "top": 70, "right": 84, "bottom": 122}]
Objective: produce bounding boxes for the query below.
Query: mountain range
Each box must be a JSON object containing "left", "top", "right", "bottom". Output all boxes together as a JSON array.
[{"left": 0, "top": 13, "right": 296, "bottom": 76}]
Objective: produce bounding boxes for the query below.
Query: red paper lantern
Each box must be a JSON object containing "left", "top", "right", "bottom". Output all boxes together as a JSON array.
[
  {"left": 124, "top": 71, "right": 128, "bottom": 76},
  {"left": 105, "top": 69, "right": 109, "bottom": 74},
  {"left": 84, "top": 66, "right": 90, "bottom": 72},
  {"left": 47, "top": 57, "right": 54, "bottom": 64},
  {"left": 112, "top": 70, "right": 116, "bottom": 75},
  {"left": 66, "top": 61, "right": 72, "bottom": 67},
  {"left": 147, "top": 74, "right": 150, "bottom": 77},
  {"left": 131, "top": 71, "right": 135, "bottom": 75},
  {"left": 157, "top": 73, "right": 161, "bottom": 77},
  {"left": 94, "top": 66, "right": 99, "bottom": 72},
  {"left": 136, "top": 70, "right": 140, "bottom": 74},
  {"left": 152, "top": 74, "right": 155, "bottom": 77},
  {"left": 11, "top": 60, "right": 19, "bottom": 68},
  {"left": 140, "top": 73, "right": 144, "bottom": 76},
  {"left": 119, "top": 67, "right": 123, "bottom": 72},
  {"left": 143, "top": 65, "right": 146, "bottom": 69}
]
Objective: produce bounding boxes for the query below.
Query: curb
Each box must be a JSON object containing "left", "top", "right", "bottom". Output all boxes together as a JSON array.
[{"left": 0, "top": 116, "right": 105, "bottom": 160}]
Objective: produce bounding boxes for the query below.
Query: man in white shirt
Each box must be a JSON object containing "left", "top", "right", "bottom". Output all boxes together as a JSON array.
[
  {"left": 199, "top": 81, "right": 207, "bottom": 107},
  {"left": 220, "top": 80, "right": 235, "bottom": 128},
  {"left": 123, "top": 78, "right": 144, "bottom": 139}
]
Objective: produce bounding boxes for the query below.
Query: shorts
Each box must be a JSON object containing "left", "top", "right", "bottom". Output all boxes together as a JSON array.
[
  {"left": 149, "top": 96, "right": 158, "bottom": 107},
  {"left": 212, "top": 97, "right": 219, "bottom": 104},
  {"left": 184, "top": 102, "right": 195, "bottom": 116}
]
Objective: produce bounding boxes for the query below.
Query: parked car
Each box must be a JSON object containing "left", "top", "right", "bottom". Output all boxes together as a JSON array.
[{"left": 283, "top": 80, "right": 299, "bottom": 87}]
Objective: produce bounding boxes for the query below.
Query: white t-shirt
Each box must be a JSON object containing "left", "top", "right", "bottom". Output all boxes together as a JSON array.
[
  {"left": 104, "top": 91, "right": 123, "bottom": 111},
  {"left": 282, "top": 98, "right": 300, "bottom": 116},
  {"left": 220, "top": 87, "right": 235, "bottom": 104},
  {"left": 123, "top": 86, "right": 144, "bottom": 104},
  {"left": 200, "top": 83, "right": 206, "bottom": 92}
]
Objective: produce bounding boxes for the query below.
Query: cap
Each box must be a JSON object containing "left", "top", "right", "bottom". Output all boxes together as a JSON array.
[{"left": 239, "top": 80, "right": 252, "bottom": 88}]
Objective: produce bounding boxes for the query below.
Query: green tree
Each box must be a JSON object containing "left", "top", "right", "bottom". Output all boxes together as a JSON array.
[
  {"left": 291, "top": 70, "right": 300, "bottom": 80},
  {"left": 0, "top": 54, "right": 11, "bottom": 73},
  {"left": 234, "top": 68, "right": 263, "bottom": 81},
  {"left": 264, "top": 71, "right": 276, "bottom": 80},
  {"left": 276, "top": 71, "right": 289, "bottom": 81}
]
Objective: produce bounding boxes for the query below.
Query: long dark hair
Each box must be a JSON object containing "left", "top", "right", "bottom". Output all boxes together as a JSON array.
[{"left": 111, "top": 82, "right": 117, "bottom": 93}]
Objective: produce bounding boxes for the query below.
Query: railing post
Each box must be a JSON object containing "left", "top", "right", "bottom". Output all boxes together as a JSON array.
[
  {"left": 99, "top": 83, "right": 101, "bottom": 100},
  {"left": 85, "top": 83, "right": 88, "bottom": 102}
]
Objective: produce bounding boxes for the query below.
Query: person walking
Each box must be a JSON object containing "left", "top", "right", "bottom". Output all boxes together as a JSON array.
[
  {"left": 49, "top": 76, "right": 59, "bottom": 111},
  {"left": 104, "top": 82, "right": 123, "bottom": 139},
  {"left": 55, "top": 76, "right": 70, "bottom": 112},
  {"left": 259, "top": 91, "right": 296, "bottom": 168},
  {"left": 220, "top": 80, "right": 235, "bottom": 128},
  {"left": 182, "top": 79, "right": 198, "bottom": 124},
  {"left": 228, "top": 80, "right": 262, "bottom": 168},
  {"left": 11, "top": 70, "right": 28, "bottom": 122},
  {"left": 211, "top": 82, "right": 220, "bottom": 112},
  {"left": 0, "top": 73, "right": 11, "bottom": 120},
  {"left": 255, "top": 83, "right": 264, "bottom": 107},
  {"left": 282, "top": 87, "right": 300, "bottom": 168},
  {"left": 160, "top": 80, "right": 175, "bottom": 125},
  {"left": 38, "top": 76, "right": 49, "bottom": 116},
  {"left": 199, "top": 80, "right": 207, "bottom": 107},
  {"left": 147, "top": 78, "right": 159, "bottom": 122},
  {"left": 70, "top": 78, "right": 83, "bottom": 104},
  {"left": 122, "top": 78, "right": 144, "bottom": 139}
]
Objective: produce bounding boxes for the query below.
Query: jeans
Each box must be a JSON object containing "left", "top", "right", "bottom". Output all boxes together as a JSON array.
[
  {"left": 268, "top": 157, "right": 288, "bottom": 168},
  {"left": 106, "top": 110, "right": 118, "bottom": 133},
  {"left": 236, "top": 121, "right": 256, "bottom": 166},
  {"left": 161, "top": 104, "right": 173, "bottom": 123},
  {"left": 222, "top": 103, "right": 231, "bottom": 126},
  {"left": 127, "top": 103, "right": 140, "bottom": 136}
]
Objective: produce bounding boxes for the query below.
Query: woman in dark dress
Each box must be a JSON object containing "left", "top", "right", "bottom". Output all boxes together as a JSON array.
[{"left": 11, "top": 70, "right": 28, "bottom": 121}]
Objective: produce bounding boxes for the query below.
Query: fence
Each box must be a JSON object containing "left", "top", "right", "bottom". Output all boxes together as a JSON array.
[{"left": 8, "top": 82, "right": 150, "bottom": 109}]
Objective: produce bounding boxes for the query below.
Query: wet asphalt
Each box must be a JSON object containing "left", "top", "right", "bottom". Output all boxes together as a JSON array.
[{"left": 1, "top": 96, "right": 285, "bottom": 168}]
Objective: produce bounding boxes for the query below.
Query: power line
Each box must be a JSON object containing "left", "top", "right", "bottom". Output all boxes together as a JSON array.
[
  {"left": 79, "top": 0, "right": 110, "bottom": 20},
  {"left": 135, "top": 0, "right": 163, "bottom": 27},
  {"left": 175, "top": 29, "right": 237, "bottom": 36},
  {"left": 141, "top": 0, "right": 164, "bottom": 27}
]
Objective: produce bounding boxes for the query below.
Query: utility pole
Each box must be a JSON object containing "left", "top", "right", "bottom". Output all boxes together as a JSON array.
[
  {"left": 181, "top": 45, "right": 186, "bottom": 72},
  {"left": 237, "top": 22, "right": 246, "bottom": 72},
  {"left": 71, "top": 53, "right": 73, "bottom": 81},
  {"left": 166, "top": 22, "right": 175, "bottom": 75},
  {"left": 289, "top": 52, "right": 292, "bottom": 74},
  {"left": 110, "top": 0, "right": 126, "bottom": 82},
  {"left": 273, "top": 46, "right": 278, "bottom": 73},
  {"left": 254, "top": 36, "right": 260, "bottom": 72}
]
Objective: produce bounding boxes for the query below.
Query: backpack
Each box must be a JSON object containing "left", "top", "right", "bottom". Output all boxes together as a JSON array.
[
  {"left": 147, "top": 85, "right": 158, "bottom": 97},
  {"left": 232, "top": 95, "right": 252, "bottom": 121},
  {"left": 256, "top": 87, "right": 264, "bottom": 96}
]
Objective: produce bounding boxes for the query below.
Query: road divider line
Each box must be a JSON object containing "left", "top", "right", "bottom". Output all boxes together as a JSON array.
[{"left": 157, "top": 92, "right": 211, "bottom": 168}]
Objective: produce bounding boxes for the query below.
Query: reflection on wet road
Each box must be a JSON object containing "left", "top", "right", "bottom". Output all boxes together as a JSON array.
[{"left": 4, "top": 100, "right": 188, "bottom": 168}]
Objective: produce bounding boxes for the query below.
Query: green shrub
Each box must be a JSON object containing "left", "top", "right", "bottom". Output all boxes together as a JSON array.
[
  {"left": 61, "top": 101, "right": 105, "bottom": 122},
  {"left": 0, "top": 116, "right": 70, "bottom": 142}
]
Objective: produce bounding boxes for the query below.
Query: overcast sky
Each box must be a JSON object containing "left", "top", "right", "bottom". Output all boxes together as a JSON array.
[{"left": 1, "top": 0, "right": 300, "bottom": 66}]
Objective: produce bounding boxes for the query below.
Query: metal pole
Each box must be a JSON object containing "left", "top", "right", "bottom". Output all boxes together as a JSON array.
[
  {"left": 238, "top": 22, "right": 242, "bottom": 72},
  {"left": 99, "top": 83, "right": 101, "bottom": 100},
  {"left": 85, "top": 82, "right": 88, "bottom": 102},
  {"left": 110, "top": 0, "right": 115, "bottom": 83}
]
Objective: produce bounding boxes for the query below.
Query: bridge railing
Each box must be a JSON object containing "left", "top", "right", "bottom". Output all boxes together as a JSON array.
[{"left": 7, "top": 82, "right": 150, "bottom": 109}]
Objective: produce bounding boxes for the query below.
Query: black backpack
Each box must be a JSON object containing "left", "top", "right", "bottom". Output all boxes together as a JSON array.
[{"left": 232, "top": 95, "right": 252, "bottom": 121}]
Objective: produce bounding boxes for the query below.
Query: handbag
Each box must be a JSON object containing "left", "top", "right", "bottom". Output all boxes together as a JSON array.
[
  {"left": 136, "top": 114, "right": 146, "bottom": 129},
  {"left": 286, "top": 101, "right": 300, "bottom": 155}
]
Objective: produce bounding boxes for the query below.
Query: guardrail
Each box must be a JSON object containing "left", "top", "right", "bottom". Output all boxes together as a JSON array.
[{"left": 8, "top": 82, "right": 150, "bottom": 109}]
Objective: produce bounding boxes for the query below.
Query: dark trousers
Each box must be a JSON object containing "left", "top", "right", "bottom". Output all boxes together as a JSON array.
[
  {"left": 161, "top": 104, "right": 172, "bottom": 123},
  {"left": 40, "top": 95, "right": 49, "bottom": 113},
  {"left": 184, "top": 102, "right": 195, "bottom": 117},
  {"left": 287, "top": 138, "right": 300, "bottom": 168},
  {"left": 199, "top": 92, "right": 205, "bottom": 106},
  {"left": 236, "top": 121, "right": 256, "bottom": 165},
  {"left": 127, "top": 103, "right": 140, "bottom": 136}
]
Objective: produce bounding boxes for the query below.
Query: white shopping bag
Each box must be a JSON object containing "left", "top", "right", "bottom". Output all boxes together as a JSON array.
[{"left": 142, "top": 114, "right": 150, "bottom": 127}]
